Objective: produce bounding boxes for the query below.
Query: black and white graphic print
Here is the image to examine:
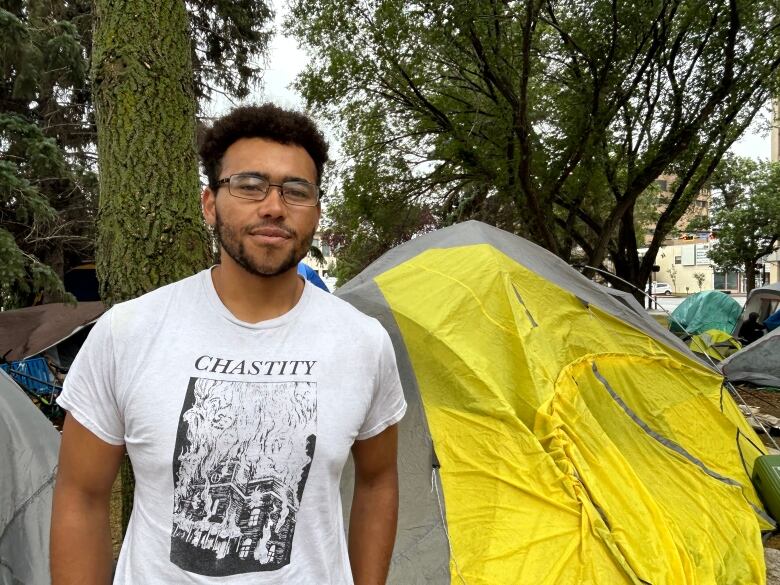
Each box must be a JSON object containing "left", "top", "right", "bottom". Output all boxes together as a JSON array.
[{"left": 170, "top": 377, "right": 317, "bottom": 576}]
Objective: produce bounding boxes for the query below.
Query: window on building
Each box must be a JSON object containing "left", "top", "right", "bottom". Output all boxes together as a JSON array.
[
  {"left": 674, "top": 256, "right": 682, "bottom": 264},
  {"left": 249, "top": 508, "right": 261, "bottom": 527},
  {"left": 714, "top": 271, "right": 739, "bottom": 290},
  {"left": 239, "top": 539, "right": 252, "bottom": 559}
]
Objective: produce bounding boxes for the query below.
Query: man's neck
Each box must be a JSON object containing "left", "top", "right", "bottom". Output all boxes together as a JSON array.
[{"left": 210, "top": 261, "right": 304, "bottom": 324}]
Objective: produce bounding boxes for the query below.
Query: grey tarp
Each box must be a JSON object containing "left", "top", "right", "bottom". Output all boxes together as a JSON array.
[
  {"left": 335, "top": 220, "right": 711, "bottom": 584},
  {"left": 721, "top": 327, "right": 780, "bottom": 388},
  {"left": 0, "top": 369, "right": 60, "bottom": 584},
  {"left": 0, "top": 302, "right": 106, "bottom": 361}
]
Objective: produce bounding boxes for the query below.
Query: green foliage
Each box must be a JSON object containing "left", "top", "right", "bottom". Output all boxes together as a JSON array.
[
  {"left": 0, "top": 1, "right": 92, "bottom": 309},
  {"left": 693, "top": 272, "right": 706, "bottom": 292},
  {"left": 290, "top": 0, "right": 780, "bottom": 290},
  {"left": 705, "top": 157, "right": 780, "bottom": 292}
]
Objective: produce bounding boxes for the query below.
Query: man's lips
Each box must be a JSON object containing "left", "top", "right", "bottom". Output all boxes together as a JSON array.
[{"left": 248, "top": 227, "right": 293, "bottom": 238}]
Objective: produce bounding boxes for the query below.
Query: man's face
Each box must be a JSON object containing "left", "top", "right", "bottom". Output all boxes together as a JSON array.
[{"left": 202, "top": 138, "right": 321, "bottom": 277}]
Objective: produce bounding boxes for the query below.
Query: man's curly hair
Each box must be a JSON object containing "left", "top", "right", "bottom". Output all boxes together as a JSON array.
[{"left": 199, "top": 103, "right": 329, "bottom": 189}]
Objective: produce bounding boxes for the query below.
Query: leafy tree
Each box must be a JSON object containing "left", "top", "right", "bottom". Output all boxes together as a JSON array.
[
  {"left": 667, "top": 265, "right": 678, "bottom": 293},
  {"left": 693, "top": 272, "right": 706, "bottom": 292},
  {"left": 291, "top": 0, "right": 780, "bottom": 293},
  {"left": 694, "top": 156, "right": 780, "bottom": 293}
]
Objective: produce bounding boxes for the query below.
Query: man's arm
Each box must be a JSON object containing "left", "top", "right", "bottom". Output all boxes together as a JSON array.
[
  {"left": 348, "top": 424, "right": 399, "bottom": 585},
  {"left": 51, "top": 413, "right": 126, "bottom": 585}
]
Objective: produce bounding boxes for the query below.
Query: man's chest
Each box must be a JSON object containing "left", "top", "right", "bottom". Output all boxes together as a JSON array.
[{"left": 117, "top": 332, "right": 376, "bottom": 491}]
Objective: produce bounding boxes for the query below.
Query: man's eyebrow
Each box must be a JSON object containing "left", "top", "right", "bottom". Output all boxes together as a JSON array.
[{"left": 237, "top": 171, "right": 314, "bottom": 183}]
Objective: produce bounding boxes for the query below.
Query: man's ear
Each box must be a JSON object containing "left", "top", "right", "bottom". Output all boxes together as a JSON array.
[{"left": 202, "top": 186, "right": 216, "bottom": 227}]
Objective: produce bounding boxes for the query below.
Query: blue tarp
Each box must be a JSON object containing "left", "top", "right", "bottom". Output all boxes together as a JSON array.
[
  {"left": 298, "top": 262, "right": 329, "bottom": 292},
  {"left": 0, "top": 357, "right": 59, "bottom": 397}
]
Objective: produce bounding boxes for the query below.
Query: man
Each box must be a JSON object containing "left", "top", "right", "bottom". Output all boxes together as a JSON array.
[
  {"left": 51, "top": 104, "right": 406, "bottom": 585},
  {"left": 738, "top": 312, "right": 766, "bottom": 345}
]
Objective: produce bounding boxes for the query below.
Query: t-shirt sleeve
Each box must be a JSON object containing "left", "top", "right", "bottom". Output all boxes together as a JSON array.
[
  {"left": 57, "top": 309, "right": 125, "bottom": 445},
  {"left": 356, "top": 328, "right": 407, "bottom": 440}
]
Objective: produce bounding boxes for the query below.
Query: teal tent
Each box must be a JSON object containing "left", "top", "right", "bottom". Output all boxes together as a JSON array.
[{"left": 669, "top": 291, "right": 741, "bottom": 335}]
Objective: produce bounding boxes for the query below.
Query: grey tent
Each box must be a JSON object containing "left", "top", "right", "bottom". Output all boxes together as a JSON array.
[
  {"left": 0, "top": 369, "right": 60, "bottom": 584},
  {"left": 721, "top": 327, "right": 780, "bottom": 388},
  {"left": 335, "top": 221, "right": 764, "bottom": 584}
]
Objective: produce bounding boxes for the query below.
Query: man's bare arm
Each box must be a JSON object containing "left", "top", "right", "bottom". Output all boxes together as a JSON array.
[
  {"left": 51, "top": 413, "right": 125, "bottom": 585},
  {"left": 348, "top": 424, "right": 399, "bottom": 585}
]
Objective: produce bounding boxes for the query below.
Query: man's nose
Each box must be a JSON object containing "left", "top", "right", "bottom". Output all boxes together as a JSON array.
[{"left": 258, "top": 185, "right": 287, "bottom": 216}]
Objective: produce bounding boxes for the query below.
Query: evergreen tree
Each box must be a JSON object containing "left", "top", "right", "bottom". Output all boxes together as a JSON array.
[{"left": 0, "top": 0, "right": 95, "bottom": 309}]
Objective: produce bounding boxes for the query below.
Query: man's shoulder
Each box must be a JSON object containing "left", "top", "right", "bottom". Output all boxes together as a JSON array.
[
  {"left": 307, "top": 286, "right": 386, "bottom": 338},
  {"left": 106, "top": 271, "right": 204, "bottom": 328}
]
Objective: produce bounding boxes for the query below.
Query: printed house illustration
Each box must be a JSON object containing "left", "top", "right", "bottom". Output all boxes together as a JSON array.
[{"left": 171, "top": 457, "right": 302, "bottom": 575}]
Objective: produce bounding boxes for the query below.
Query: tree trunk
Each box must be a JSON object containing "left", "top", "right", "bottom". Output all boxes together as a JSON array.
[
  {"left": 92, "top": 0, "right": 210, "bottom": 305},
  {"left": 91, "top": 0, "right": 210, "bottom": 534},
  {"left": 745, "top": 262, "right": 756, "bottom": 294}
]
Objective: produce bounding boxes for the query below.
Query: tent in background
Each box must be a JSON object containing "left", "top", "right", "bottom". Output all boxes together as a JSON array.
[
  {"left": 688, "top": 329, "right": 742, "bottom": 362},
  {"left": 721, "top": 328, "right": 780, "bottom": 388},
  {"left": 0, "top": 369, "right": 60, "bottom": 584},
  {"left": 669, "top": 290, "right": 741, "bottom": 335},
  {"left": 734, "top": 283, "right": 780, "bottom": 335},
  {"left": 337, "top": 220, "right": 769, "bottom": 585}
]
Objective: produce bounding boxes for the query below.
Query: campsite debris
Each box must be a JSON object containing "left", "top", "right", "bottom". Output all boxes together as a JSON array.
[{"left": 740, "top": 405, "right": 780, "bottom": 435}]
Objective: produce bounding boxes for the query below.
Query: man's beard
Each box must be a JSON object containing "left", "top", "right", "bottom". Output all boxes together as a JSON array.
[{"left": 214, "top": 210, "right": 314, "bottom": 277}]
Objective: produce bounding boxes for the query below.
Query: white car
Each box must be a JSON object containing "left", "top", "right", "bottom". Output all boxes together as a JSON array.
[{"left": 647, "top": 282, "right": 673, "bottom": 295}]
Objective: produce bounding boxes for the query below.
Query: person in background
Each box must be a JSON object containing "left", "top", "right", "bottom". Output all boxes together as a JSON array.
[{"left": 738, "top": 312, "right": 767, "bottom": 345}]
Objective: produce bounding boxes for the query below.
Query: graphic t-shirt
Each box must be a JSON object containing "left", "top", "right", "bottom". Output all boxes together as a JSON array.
[{"left": 57, "top": 269, "right": 406, "bottom": 584}]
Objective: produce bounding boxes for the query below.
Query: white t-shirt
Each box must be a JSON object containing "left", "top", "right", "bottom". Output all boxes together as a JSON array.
[{"left": 58, "top": 269, "right": 406, "bottom": 584}]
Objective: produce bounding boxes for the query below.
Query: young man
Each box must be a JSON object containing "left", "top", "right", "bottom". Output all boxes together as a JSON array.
[{"left": 51, "top": 104, "right": 406, "bottom": 584}]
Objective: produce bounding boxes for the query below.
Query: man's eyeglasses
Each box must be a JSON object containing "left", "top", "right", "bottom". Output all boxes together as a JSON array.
[{"left": 217, "top": 174, "right": 320, "bottom": 207}]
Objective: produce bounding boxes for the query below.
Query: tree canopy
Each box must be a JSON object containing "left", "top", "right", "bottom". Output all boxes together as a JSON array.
[
  {"left": 290, "top": 0, "right": 780, "bottom": 290},
  {"left": 692, "top": 155, "right": 780, "bottom": 293}
]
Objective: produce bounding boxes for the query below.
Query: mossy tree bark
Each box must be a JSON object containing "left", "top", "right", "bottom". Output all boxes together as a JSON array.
[
  {"left": 91, "top": 0, "right": 211, "bottom": 532},
  {"left": 92, "top": 0, "right": 210, "bottom": 304}
]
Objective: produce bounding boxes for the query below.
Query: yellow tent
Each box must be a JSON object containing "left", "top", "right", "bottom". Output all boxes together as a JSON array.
[
  {"left": 338, "top": 221, "right": 771, "bottom": 585},
  {"left": 688, "top": 329, "right": 742, "bottom": 362}
]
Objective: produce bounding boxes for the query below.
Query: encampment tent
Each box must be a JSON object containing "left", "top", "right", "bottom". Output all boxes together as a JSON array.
[
  {"left": 669, "top": 290, "right": 741, "bottom": 335},
  {"left": 0, "top": 369, "right": 60, "bottom": 584},
  {"left": 337, "top": 220, "right": 770, "bottom": 585},
  {"left": 721, "top": 328, "right": 780, "bottom": 388},
  {"left": 687, "top": 329, "right": 742, "bottom": 362},
  {"left": 734, "top": 283, "right": 780, "bottom": 336}
]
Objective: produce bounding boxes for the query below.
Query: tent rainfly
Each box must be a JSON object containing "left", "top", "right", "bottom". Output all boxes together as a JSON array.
[{"left": 337, "top": 221, "right": 771, "bottom": 585}]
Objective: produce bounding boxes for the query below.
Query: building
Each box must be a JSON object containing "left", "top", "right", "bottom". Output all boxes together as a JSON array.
[
  {"left": 653, "top": 238, "right": 774, "bottom": 294},
  {"left": 644, "top": 174, "right": 711, "bottom": 246},
  {"left": 302, "top": 231, "right": 337, "bottom": 290}
]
